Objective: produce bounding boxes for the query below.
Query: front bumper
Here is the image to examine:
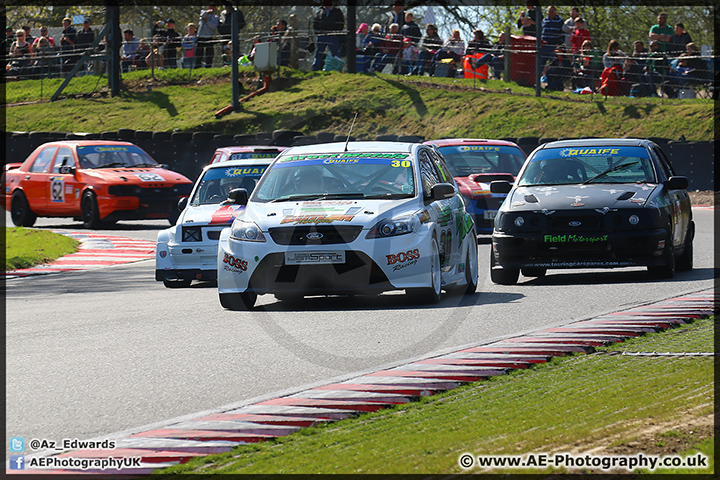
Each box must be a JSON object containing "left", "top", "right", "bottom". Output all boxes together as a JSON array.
[
  {"left": 217, "top": 227, "right": 433, "bottom": 295},
  {"left": 155, "top": 225, "right": 228, "bottom": 282},
  {"left": 492, "top": 227, "right": 668, "bottom": 269}
]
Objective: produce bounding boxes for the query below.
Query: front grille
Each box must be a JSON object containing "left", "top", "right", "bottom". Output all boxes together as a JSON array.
[
  {"left": 550, "top": 215, "right": 602, "bottom": 229},
  {"left": 207, "top": 230, "right": 221, "bottom": 240},
  {"left": 268, "top": 226, "right": 364, "bottom": 245}
]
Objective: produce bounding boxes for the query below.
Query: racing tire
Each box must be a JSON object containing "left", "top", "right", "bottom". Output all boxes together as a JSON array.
[
  {"left": 521, "top": 267, "right": 547, "bottom": 278},
  {"left": 220, "top": 291, "right": 257, "bottom": 310},
  {"left": 676, "top": 221, "right": 694, "bottom": 272},
  {"left": 463, "top": 242, "right": 479, "bottom": 295},
  {"left": 81, "top": 190, "right": 102, "bottom": 229},
  {"left": 10, "top": 191, "right": 37, "bottom": 227},
  {"left": 407, "top": 237, "right": 442, "bottom": 304},
  {"left": 490, "top": 248, "right": 519, "bottom": 285},
  {"left": 647, "top": 231, "right": 675, "bottom": 279},
  {"left": 163, "top": 279, "right": 192, "bottom": 288}
]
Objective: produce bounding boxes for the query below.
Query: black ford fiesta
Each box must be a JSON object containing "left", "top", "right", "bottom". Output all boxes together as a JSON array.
[{"left": 489, "top": 138, "right": 693, "bottom": 284}]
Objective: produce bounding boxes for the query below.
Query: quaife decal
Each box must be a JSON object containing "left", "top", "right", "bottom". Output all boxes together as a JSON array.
[
  {"left": 560, "top": 148, "right": 620, "bottom": 157},
  {"left": 459, "top": 146, "right": 501, "bottom": 152},
  {"left": 50, "top": 176, "right": 64, "bottom": 202},
  {"left": 225, "top": 166, "right": 267, "bottom": 177},
  {"left": 544, "top": 234, "right": 608, "bottom": 243},
  {"left": 223, "top": 253, "right": 248, "bottom": 271}
]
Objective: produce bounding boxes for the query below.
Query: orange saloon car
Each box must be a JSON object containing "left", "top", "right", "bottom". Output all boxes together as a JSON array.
[{"left": 5, "top": 141, "right": 193, "bottom": 228}]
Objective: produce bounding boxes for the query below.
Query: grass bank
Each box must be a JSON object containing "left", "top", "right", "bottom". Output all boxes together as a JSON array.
[
  {"left": 5, "top": 68, "right": 715, "bottom": 142},
  {"left": 157, "top": 316, "right": 714, "bottom": 475},
  {"left": 4, "top": 227, "right": 79, "bottom": 270}
]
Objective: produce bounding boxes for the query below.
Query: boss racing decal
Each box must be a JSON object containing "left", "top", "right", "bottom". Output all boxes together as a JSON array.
[
  {"left": 386, "top": 248, "right": 420, "bottom": 271},
  {"left": 222, "top": 252, "right": 248, "bottom": 272}
]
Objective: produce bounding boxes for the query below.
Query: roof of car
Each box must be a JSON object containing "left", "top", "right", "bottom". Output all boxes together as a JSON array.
[
  {"left": 37, "top": 140, "right": 137, "bottom": 147},
  {"left": 537, "top": 138, "right": 651, "bottom": 149},
  {"left": 213, "top": 145, "right": 287, "bottom": 153},
  {"left": 206, "top": 157, "right": 275, "bottom": 169},
  {"left": 423, "top": 138, "right": 523, "bottom": 148},
  {"left": 280, "top": 141, "right": 417, "bottom": 156}
]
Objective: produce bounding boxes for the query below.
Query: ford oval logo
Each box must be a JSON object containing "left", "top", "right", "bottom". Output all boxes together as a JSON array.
[
  {"left": 306, "top": 232, "right": 324, "bottom": 240},
  {"left": 568, "top": 221, "right": 582, "bottom": 227}
]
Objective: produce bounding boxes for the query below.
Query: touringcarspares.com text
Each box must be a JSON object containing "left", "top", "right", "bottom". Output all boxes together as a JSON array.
[{"left": 458, "top": 452, "right": 709, "bottom": 472}]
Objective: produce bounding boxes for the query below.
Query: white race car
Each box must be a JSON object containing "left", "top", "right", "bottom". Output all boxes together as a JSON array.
[
  {"left": 216, "top": 141, "right": 478, "bottom": 310},
  {"left": 155, "top": 157, "right": 273, "bottom": 287}
]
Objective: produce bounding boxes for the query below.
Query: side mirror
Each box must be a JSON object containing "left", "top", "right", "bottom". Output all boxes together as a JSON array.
[
  {"left": 490, "top": 180, "right": 512, "bottom": 194},
  {"left": 159, "top": 164, "right": 169, "bottom": 169},
  {"left": 177, "top": 197, "right": 188, "bottom": 211},
  {"left": 59, "top": 165, "right": 76, "bottom": 175},
  {"left": 665, "top": 176, "right": 688, "bottom": 190},
  {"left": 227, "top": 188, "right": 248, "bottom": 206},
  {"left": 431, "top": 183, "right": 456, "bottom": 200}
]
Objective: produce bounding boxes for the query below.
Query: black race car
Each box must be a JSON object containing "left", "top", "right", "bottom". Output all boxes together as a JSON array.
[{"left": 490, "top": 138, "right": 693, "bottom": 284}]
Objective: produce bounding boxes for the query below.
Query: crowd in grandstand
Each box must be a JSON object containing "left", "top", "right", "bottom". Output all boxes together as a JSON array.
[{"left": 3, "top": 2, "right": 713, "bottom": 98}]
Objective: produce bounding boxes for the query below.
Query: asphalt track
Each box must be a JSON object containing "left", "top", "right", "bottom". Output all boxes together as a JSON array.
[{"left": 6, "top": 209, "right": 714, "bottom": 473}]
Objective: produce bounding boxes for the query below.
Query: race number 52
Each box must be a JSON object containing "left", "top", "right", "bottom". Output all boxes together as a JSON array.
[{"left": 50, "top": 177, "right": 64, "bottom": 203}]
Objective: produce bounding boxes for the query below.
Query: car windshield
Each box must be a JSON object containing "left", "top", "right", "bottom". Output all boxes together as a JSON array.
[
  {"left": 252, "top": 152, "right": 416, "bottom": 202},
  {"left": 191, "top": 164, "right": 268, "bottom": 205},
  {"left": 438, "top": 144, "right": 525, "bottom": 177},
  {"left": 516, "top": 146, "right": 658, "bottom": 186},
  {"left": 77, "top": 144, "right": 158, "bottom": 169}
]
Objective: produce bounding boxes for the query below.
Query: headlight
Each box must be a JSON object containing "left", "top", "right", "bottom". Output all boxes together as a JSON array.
[
  {"left": 230, "top": 220, "right": 266, "bottom": 242},
  {"left": 366, "top": 213, "right": 419, "bottom": 238},
  {"left": 514, "top": 216, "right": 525, "bottom": 227},
  {"left": 628, "top": 214, "right": 640, "bottom": 225}
]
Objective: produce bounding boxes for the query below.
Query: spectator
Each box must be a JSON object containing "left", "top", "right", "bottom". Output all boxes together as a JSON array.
[
  {"left": 648, "top": 12, "right": 673, "bottom": 52},
  {"left": 30, "top": 35, "right": 52, "bottom": 76},
  {"left": 355, "top": 23, "right": 369, "bottom": 50},
  {"left": 400, "top": 37, "right": 418, "bottom": 74},
  {"left": 153, "top": 19, "right": 181, "bottom": 68},
  {"left": 197, "top": 3, "right": 219, "bottom": 68},
  {"left": 360, "top": 23, "right": 383, "bottom": 57},
  {"left": 540, "top": 6, "right": 565, "bottom": 69},
  {"left": 435, "top": 29, "right": 465, "bottom": 64},
  {"left": 76, "top": 18, "right": 95, "bottom": 51},
  {"left": 571, "top": 44, "right": 595, "bottom": 90},
  {"left": 643, "top": 39, "right": 673, "bottom": 97},
  {"left": 311, "top": 0, "right": 344, "bottom": 72},
  {"left": 371, "top": 22, "right": 402, "bottom": 73},
  {"left": 5, "top": 26, "right": 15, "bottom": 56},
  {"left": 562, "top": 7, "right": 580, "bottom": 49},
  {"left": 136, "top": 38, "right": 152, "bottom": 69},
  {"left": 542, "top": 44, "right": 571, "bottom": 91},
  {"left": 181, "top": 23, "right": 197, "bottom": 69},
  {"left": 517, "top": 0, "right": 538, "bottom": 37},
  {"left": 570, "top": 17, "right": 590, "bottom": 55},
  {"left": 400, "top": 12, "right": 421, "bottom": 45},
  {"left": 145, "top": 35, "right": 164, "bottom": 69},
  {"left": 472, "top": 31, "right": 507, "bottom": 79},
  {"left": 465, "top": 29, "right": 491, "bottom": 56},
  {"left": 217, "top": 5, "right": 245, "bottom": 38},
  {"left": 120, "top": 28, "right": 139, "bottom": 72},
  {"left": 386, "top": 0, "right": 406, "bottom": 33},
  {"left": 37, "top": 26, "right": 55, "bottom": 47},
  {"left": 409, "top": 23, "right": 442, "bottom": 75},
  {"left": 7, "top": 29, "right": 33, "bottom": 78},
  {"left": 22, "top": 25, "right": 34, "bottom": 46},
  {"left": 603, "top": 39, "right": 626, "bottom": 69},
  {"left": 59, "top": 17, "right": 76, "bottom": 72},
  {"left": 75, "top": 18, "right": 95, "bottom": 71},
  {"left": 622, "top": 42, "right": 647, "bottom": 90},
  {"left": 673, "top": 42, "right": 709, "bottom": 87},
  {"left": 668, "top": 23, "right": 692, "bottom": 56}
]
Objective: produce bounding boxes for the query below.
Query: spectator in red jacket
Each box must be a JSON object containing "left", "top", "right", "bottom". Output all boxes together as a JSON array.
[{"left": 570, "top": 17, "right": 590, "bottom": 55}]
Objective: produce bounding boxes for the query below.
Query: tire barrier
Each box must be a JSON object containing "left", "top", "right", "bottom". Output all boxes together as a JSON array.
[{"left": 4, "top": 132, "right": 714, "bottom": 190}]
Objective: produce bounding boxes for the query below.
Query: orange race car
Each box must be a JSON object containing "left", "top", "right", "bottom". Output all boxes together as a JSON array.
[{"left": 4, "top": 140, "right": 193, "bottom": 228}]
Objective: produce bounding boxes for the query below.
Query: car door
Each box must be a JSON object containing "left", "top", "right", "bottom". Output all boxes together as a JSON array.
[
  {"left": 23, "top": 145, "right": 58, "bottom": 214},
  {"left": 652, "top": 145, "right": 689, "bottom": 247},
  {"left": 418, "top": 148, "right": 458, "bottom": 270},
  {"left": 49, "top": 146, "right": 81, "bottom": 214}
]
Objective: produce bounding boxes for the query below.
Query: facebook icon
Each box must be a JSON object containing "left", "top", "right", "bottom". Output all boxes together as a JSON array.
[{"left": 10, "top": 455, "right": 25, "bottom": 470}]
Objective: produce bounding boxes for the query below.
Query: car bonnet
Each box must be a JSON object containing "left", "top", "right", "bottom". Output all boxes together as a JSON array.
[{"left": 506, "top": 183, "right": 659, "bottom": 210}]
